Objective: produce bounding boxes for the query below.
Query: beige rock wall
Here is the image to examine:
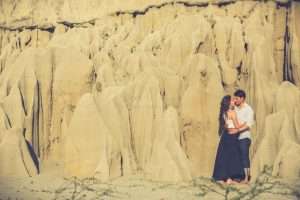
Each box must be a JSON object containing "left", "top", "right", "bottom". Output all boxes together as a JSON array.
[
  {"left": 0, "top": 126, "right": 38, "bottom": 176},
  {"left": 252, "top": 81, "right": 300, "bottom": 179},
  {"left": 0, "top": 0, "right": 299, "bottom": 181}
]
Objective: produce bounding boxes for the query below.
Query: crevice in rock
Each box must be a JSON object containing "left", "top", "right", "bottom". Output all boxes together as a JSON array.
[
  {"left": 210, "top": 23, "right": 224, "bottom": 89},
  {"left": 282, "top": 1, "right": 294, "bottom": 84},
  {"left": 31, "top": 103, "right": 39, "bottom": 158},
  {"left": 35, "top": 81, "right": 40, "bottom": 157},
  {"left": 44, "top": 49, "right": 56, "bottom": 160},
  {"left": 2, "top": 107, "right": 12, "bottom": 128},
  {"left": 36, "top": 28, "right": 38, "bottom": 48},
  {"left": 57, "top": 19, "right": 96, "bottom": 28},
  {"left": 216, "top": 1, "right": 234, "bottom": 7},
  {"left": 177, "top": 1, "right": 209, "bottom": 7},
  {"left": 127, "top": 109, "right": 137, "bottom": 168},
  {"left": 19, "top": 89, "right": 27, "bottom": 115},
  {"left": 0, "top": 20, "right": 93, "bottom": 32},
  {"left": 40, "top": 27, "right": 55, "bottom": 33},
  {"left": 37, "top": 81, "right": 44, "bottom": 159},
  {"left": 116, "top": 2, "right": 172, "bottom": 17},
  {"left": 115, "top": 1, "right": 236, "bottom": 18},
  {"left": 237, "top": 61, "right": 242, "bottom": 76},
  {"left": 221, "top": 81, "right": 228, "bottom": 88},
  {"left": 194, "top": 42, "right": 203, "bottom": 54},
  {"left": 114, "top": 0, "right": 288, "bottom": 19},
  {"left": 0, "top": 25, "right": 53, "bottom": 32},
  {"left": 25, "top": 35, "right": 32, "bottom": 46},
  {"left": 120, "top": 154, "right": 124, "bottom": 176},
  {"left": 244, "top": 42, "right": 248, "bottom": 53},
  {"left": 25, "top": 139, "right": 40, "bottom": 173}
]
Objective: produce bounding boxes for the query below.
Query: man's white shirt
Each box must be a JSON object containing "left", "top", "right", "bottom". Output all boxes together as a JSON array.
[{"left": 234, "top": 103, "right": 254, "bottom": 140}]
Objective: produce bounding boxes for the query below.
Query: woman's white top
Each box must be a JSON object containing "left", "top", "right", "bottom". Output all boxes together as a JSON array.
[
  {"left": 226, "top": 119, "right": 235, "bottom": 129},
  {"left": 224, "top": 114, "right": 235, "bottom": 129}
]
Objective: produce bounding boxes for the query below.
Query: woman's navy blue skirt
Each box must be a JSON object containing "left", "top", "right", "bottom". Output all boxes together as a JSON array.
[{"left": 212, "top": 130, "right": 245, "bottom": 181}]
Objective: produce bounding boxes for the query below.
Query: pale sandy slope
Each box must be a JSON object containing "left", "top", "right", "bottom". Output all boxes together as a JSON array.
[{"left": 0, "top": 162, "right": 299, "bottom": 200}]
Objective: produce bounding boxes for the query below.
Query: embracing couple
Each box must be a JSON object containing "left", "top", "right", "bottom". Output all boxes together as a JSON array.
[{"left": 212, "top": 90, "right": 254, "bottom": 185}]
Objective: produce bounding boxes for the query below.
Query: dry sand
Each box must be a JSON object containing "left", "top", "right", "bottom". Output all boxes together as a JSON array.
[{"left": 0, "top": 162, "right": 299, "bottom": 200}]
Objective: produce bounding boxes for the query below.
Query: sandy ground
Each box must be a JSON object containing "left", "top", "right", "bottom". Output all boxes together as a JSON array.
[{"left": 0, "top": 163, "right": 299, "bottom": 200}]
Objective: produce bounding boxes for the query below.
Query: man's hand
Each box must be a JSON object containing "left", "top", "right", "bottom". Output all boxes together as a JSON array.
[{"left": 228, "top": 128, "right": 238, "bottom": 134}]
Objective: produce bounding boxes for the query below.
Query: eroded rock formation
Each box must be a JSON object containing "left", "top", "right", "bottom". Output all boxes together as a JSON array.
[{"left": 0, "top": 0, "right": 299, "bottom": 181}]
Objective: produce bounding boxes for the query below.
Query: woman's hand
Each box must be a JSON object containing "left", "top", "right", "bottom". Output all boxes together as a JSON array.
[{"left": 228, "top": 128, "right": 239, "bottom": 134}]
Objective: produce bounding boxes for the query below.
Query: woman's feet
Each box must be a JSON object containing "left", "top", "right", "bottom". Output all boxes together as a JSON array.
[
  {"left": 216, "top": 179, "right": 238, "bottom": 186},
  {"left": 241, "top": 176, "right": 249, "bottom": 185},
  {"left": 226, "top": 178, "right": 238, "bottom": 185},
  {"left": 217, "top": 180, "right": 226, "bottom": 185}
]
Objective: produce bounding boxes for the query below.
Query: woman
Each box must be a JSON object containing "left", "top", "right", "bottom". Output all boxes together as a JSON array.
[{"left": 212, "top": 95, "right": 246, "bottom": 185}]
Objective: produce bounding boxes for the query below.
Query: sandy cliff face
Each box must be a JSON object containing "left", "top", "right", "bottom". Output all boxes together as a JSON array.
[{"left": 0, "top": 0, "right": 299, "bottom": 181}]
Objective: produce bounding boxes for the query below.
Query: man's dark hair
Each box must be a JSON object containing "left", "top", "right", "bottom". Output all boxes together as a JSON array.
[{"left": 234, "top": 90, "right": 246, "bottom": 99}]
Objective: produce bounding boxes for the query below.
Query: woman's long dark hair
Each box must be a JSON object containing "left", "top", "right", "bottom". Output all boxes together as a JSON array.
[{"left": 218, "top": 95, "right": 231, "bottom": 136}]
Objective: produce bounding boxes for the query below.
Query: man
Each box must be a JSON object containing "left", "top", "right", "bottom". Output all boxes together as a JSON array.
[{"left": 229, "top": 90, "right": 254, "bottom": 184}]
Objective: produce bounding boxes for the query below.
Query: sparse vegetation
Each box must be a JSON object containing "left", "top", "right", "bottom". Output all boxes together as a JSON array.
[
  {"left": 194, "top": 166, "right": 300, "bottom": 200},
  {"left": 54, "top": 175, "right": 118, "bottom": 200},
  {"left": 52, "top": 166, "right": 300, "bottom": 200}
]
